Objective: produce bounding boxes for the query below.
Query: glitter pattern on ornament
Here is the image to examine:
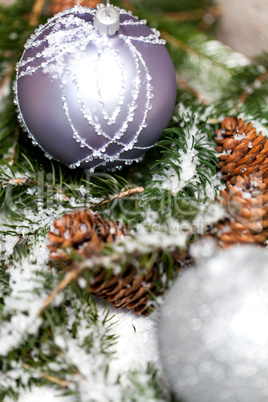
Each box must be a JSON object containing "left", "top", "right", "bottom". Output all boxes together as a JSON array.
[
  {"left": 14, "top": 5, "right": 177, "bottom": 171},
  {"left": 159, "top": 246, "right": 268, "bottom": 402}
]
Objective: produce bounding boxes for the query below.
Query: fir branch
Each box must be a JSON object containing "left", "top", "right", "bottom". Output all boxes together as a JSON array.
[
  {"left": 3, "top": 0, "right": 268, "bottom": 400},
  {"left": 95, "top": 186, "right": 144, "bottom": 208},
  {"left": 143, "top": 114, "right": 219, "bottom": 210},
  {"left": 232, "top": 68, "right": 268, "bottom": 114},
  {"left": 161, "top": 31, "right": 231, "bottom": 74},
  {"left": 38, "top": 265, "right": 86, "bottom": 317},
  {"left": 22, "top": 363, "right": 70, "bottom": 387},
  {"left": 176, "top": 72, "right": 210, "bottom": 105},
  {"left": 163, "top": 5, "right": 222, "bottom": 22},
  {"left": 214, "top": 62, "right": 268, "bottom": 119}
]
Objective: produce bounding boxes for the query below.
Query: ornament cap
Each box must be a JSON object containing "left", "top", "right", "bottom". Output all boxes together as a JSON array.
[{"left": 93, "top": 4, "right": 120, "bottom": 36}]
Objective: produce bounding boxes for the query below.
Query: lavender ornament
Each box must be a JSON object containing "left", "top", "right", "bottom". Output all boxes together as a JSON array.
[{"left": 14, "top": 3, "right": 176, "bottom": 171}]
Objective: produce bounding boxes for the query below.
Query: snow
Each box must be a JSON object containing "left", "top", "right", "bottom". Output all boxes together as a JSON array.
[
  {"left": 152, "top": 118, "right": 200, "bottom": 195},
  {"left": 0, "top": 109, "right": 224, "bottom": 401},
  {"left": 153, "top": 149, "right": 199, "bottom": 195},
  {"left": 151, "top": 112, "right": 224, "bottom": 233},
  {"left": 193, "top": 202, "right": 225, "bottom": 233},
  {"left": 239, "top": 113, "right": 268, "bottom": 138},
  {"left": 0, "top": 237, "right": 51, "bottom": 356},
  {"left": 5, "top": 386, "right": 74, "bottom": 402},
  {"left": 234, "top": 132, "right": 246, "bottom": 141},
  {"left": 0, "top": 201, "right": 163, "bottom": 401},
  {"left": 201, "top": 39, "right": 250, "bottom": 68},
  {"left": 107, "top": 307, "right": 160, "bottom": 378},
  {"left": 242, "top": 191, "right": 252, "bottom": 199}
]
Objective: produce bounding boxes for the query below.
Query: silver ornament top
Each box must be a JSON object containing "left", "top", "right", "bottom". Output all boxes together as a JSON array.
[{"left": 93, "top": 3, "right": 120, "bottom": 36}]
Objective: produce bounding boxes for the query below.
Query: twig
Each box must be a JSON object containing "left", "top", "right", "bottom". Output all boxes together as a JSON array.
[
  {"left": 8, "top": 127, "right": 19, "bottom": 164},
  {"left": 232, "top": 70, "right": 268, "bottom": 113},
  {"left": 163, "top": 5, "right": 222, "bottom": 22},
  {"left": 29, "top": 0, "right": 46, "bottom": 26},
  {"left": 0, "top": 65, "right": 13, "bottom": 94},
  {"left": 38, "top": 268, "right": 80, "bottom": 316},
  {"left": 0, "top": 176, "right": 71, "bottom": 202},
  {"left": 38, "top": 254, "right": 122, "bottom": 317},
  {"left": 96, "top": 186, "right": 144, "bottom": 208},
  {"left": 176, "top": 72, "right": 210, "bottom": 105},
  {"left": 0, "top": 177, "right": 30, "bottom": 186},
  {"left": 23, "top": 363, "right": 70, "bottom": 387}
]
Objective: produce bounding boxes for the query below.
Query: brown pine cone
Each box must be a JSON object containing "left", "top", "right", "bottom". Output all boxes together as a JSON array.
[
  {"left": 48, "top": 209, "right": 125, "bottom": 261},
  {"left": 215, "top": 117, "right": 268, "bottom": 183},
  {"left": 48, "top": 209, "right": 185, "bottom": 314},
  {"left": 89, "top": 248, "right": 185, "bottom": 315},
  {"left": 215, "top": 175, "right": 268, "bottom": 248},
  {"left": 89, "top": 262, "right": 162, "bottom": 315},
  {"left": 50, "top": 0, "right": 101, "bottom": 14}
]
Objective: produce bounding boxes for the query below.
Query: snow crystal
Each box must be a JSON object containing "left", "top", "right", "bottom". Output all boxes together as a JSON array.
[
  {"left": 234, "top": 132, "right": 246, "bottom": 141},
  {"left": 1, "top": 234, "right": 19, "bottom": 260},
  {"left": 242, "top": 191, "right": 252, "bottom": 199},
  {"left": 78, "top": 277, "right": 87, "bottom": 289}
]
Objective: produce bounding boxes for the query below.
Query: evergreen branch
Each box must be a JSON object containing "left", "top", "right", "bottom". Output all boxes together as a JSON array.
[
  {"left": 232, "top": 69, "right": 268, "bottom": 113},
  {"left": 22, "top": 363, "right": 70, "bottom": 387},
  {"left": 95, "top": 186, "right": 144, "bottom": 208},
  {"left": 161, "top": 31, "right": 231, "bottom": 74},
  {"left": 38, "top": 267, "right": 81, "bottom": 317},
  {"left": 176, "top": 72, "right": 210, "bottom": 105},
  {"left": 38, "top": 255, "right": 122, "bottom": 317},
  {"left": 3, "top": 0, "right": 268, "bottom": 400},
  {"left": 163, "top": 5, "right": 222, "bottom": 22}
]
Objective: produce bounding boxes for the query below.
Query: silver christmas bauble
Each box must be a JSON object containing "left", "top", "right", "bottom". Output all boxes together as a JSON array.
[
  {"left": 159, "top": 246, "right": 268, "bottom": 402},
  {"left": 14, "top": 5, "right": 176, "bottom": 171}
]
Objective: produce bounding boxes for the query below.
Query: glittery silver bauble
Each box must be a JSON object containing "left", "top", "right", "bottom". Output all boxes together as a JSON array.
[
  {"left": 14, "top": 5, "right": 176, "bottom": 171},
  {"left": 159, "top": 246, "right": 268, "bottom": 402}
]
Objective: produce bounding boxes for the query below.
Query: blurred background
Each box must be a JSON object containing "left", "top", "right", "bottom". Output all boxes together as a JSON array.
[
  {"left": 1, "top": 0, "right": 268, "bottom": 59},
  {"left": 216, "top": 0, "right": 268, "bottom": 58}
]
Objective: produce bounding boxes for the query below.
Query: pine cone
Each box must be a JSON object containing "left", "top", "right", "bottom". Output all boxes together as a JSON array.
[
  {"left": 216, "top": 175, "right": 268, "bottom": 248},
  {"left": 89, "top": 264, "right": 161, "bottom": 315},
  {"left": 48, "top": 209, "right": 185, "bottom": 315},
  {"left": 88, "top": 248, "right": 185, "bottom": 315},
  {"left": 210, "top": 116, "right": 268, "bottom": 247},
  {"left": 48, "top": 209, "right": 125, "bottom": 261},
  {"left": 50, "top": 0, "right": 101, "bottom": 14},
  {"left": 215, "top": 117, "right": 268, "bottom": 183}
]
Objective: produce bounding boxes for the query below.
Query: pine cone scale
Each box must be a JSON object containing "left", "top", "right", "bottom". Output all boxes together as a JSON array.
[{"left": 214, "top": 117, "right": 268, "bottom": 248}]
